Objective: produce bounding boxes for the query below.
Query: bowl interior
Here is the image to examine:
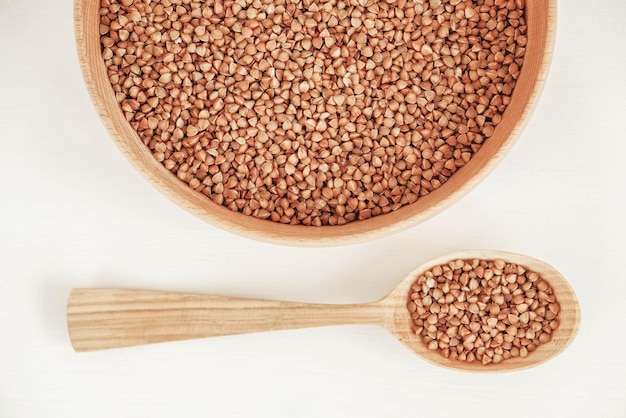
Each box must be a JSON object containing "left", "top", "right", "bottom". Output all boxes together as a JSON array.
[{"left": 75, "top": 0, "right": 555, "bottom": 246}]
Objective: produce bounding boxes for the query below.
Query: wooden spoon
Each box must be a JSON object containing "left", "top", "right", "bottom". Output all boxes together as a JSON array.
[{"left": 67, "top": 250, "right": 580, "bottom": 372}]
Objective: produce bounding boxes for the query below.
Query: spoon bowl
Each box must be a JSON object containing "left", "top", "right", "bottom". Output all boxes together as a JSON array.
[
  {"left": 382, "top": 250, "right": 580, "bottom": 372},
  {"left": 67, "top": 250, "right": 579, "bottom": 372}
]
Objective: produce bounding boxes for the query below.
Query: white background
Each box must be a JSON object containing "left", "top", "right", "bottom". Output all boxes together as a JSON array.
[{"left": 1, "top": 1, "right": 625, "bottom": 417}]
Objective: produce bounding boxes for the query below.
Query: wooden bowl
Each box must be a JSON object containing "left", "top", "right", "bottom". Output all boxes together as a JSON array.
[{"left": 75, "top": 1, "right": 556, "bottom": 246}]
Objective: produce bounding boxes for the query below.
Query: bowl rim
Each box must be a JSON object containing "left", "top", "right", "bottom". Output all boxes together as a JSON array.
[{"left": 74, "top": 0, "right": 557, "bottom": 246}]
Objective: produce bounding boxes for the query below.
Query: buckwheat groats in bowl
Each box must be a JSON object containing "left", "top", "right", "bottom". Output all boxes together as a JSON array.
[{"left": 76, "top": 0, "right": 555, "bottom": 244}]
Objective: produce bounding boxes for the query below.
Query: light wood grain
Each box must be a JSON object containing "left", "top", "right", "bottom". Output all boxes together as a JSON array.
[
  {"left": 74, "top": 1, "right": 557, "bottom": 246},
  {"left": 67, "top": 289, "right": 387, "bottom": 350},
  {"left": 67, "top": 251, "right": 579, "bottom": 372}
]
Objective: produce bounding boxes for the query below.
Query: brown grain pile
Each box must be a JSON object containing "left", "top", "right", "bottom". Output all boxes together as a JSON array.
[
  {"left": 408, "top": 258, "right": 560, "bottom": 365},
  {"left": 100, "top": 0, "right": 527, "bottom": 226}
]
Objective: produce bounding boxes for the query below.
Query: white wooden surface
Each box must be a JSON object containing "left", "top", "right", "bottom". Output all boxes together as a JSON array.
[{"left": 1, "top": 1, "right": 625, "bottom": 417}]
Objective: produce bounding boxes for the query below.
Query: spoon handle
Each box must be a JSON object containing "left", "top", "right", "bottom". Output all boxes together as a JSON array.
[{"left": 67, "top": 288, "right": 385, "bottom": 352}]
